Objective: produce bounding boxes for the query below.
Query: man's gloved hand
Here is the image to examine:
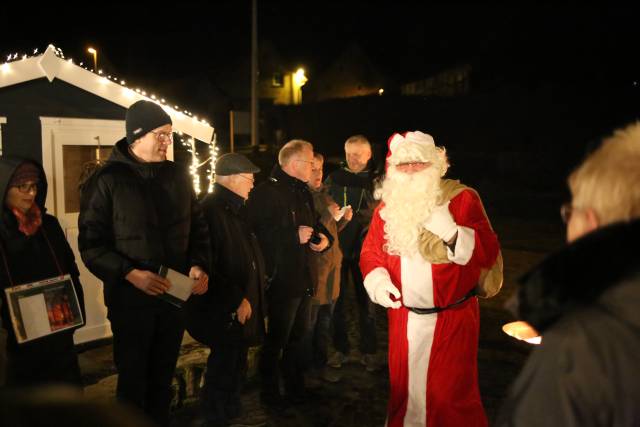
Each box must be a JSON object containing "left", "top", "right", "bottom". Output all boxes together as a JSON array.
[
  {"left": 374, "top": 281, "right": 402, "bottom": 309},
  {"left": 423, "top": 201, "right": 457, "bottom": 242}
]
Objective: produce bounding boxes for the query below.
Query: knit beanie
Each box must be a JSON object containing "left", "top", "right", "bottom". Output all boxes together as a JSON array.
[
  {"left": 9, "top": 162, "right": 40, "bottom": 187},
  {"left": 125, "top": 100, "right": 172, "bottom": 144}
]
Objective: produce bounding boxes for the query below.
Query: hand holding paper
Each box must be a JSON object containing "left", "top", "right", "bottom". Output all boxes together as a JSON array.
[
  {"left": 126, "top": 269, "right": 171, "bottom": 296},
  {"left": 342, "top": 205, "right": 353, "bottom": 221},
  {"left": 331, "top": 204, "right": 352, "bottom": 221}
]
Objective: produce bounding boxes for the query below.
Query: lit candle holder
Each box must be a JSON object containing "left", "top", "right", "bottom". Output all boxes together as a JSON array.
[{"left": 502, "top": 321, "right": 542, "bottom": 345}]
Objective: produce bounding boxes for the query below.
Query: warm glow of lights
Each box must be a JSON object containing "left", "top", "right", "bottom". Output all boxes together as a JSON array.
[
  {"left": 4, "top": 43, "right": 217, "bottom": 194},
  {"left": 123, "top": 87, "right": 135, "bottom": 98},
  {"left": 502, "top": 321, "right": 542, "bottom": 345},
  {"left": 293, "top": 68, "right": 308, "bottom": 87},
  {"left": 378, "top": 88, "right": 384, "bottom": 95}
]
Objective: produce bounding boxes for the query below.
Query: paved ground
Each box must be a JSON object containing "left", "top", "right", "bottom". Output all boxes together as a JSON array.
[{"left": 77, "top": 216, "right": 564, "bottom": 426}]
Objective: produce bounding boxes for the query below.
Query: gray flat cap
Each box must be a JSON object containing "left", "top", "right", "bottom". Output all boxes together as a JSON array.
[{"left": 215, "top": 153, "right": 261, "bottom": 176}]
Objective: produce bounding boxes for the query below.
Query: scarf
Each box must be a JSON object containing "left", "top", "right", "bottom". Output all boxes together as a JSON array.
[{"left": 11, "top": 203, "right": 43, "bottom": 236}]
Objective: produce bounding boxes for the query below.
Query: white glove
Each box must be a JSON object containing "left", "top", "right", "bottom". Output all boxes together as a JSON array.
[
  {"left": 374, "top": 281, "right": 402, "bottom": 309},
  {"left": 423, "top": 201, "right": 457, "bottom": 242}
]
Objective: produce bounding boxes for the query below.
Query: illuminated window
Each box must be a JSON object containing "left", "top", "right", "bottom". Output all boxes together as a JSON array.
[{"left": 272, "top": 72, "right": 283, "bottom": 87}]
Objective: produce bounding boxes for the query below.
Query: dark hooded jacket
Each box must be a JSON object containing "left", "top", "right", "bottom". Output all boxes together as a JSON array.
[
  {"left": 247, "top": 165, "right": 332, "bottom": 301},
  {"left": 324, "top": 165, "right": 377, "bottom": 260},
  {"left": 186, "top": 183, "right": 266, "bottom": 346},
  {"left": 497, "top": 219, "right": 640, "bottom": 427},
  {"left": 0, "top": 157, "right": 85, "bottom": 352},
  {"left": 78, "top": 138, "right": 210, "bottom": 310}
]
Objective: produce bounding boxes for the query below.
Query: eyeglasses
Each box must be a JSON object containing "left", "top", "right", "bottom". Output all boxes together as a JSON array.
[
  {"left": 150, "top": 131, "right": 174, "bottom": 143},
  {"left": 560, "top": 202, "right": 574, "bottom": 224},
  {"left": 237, "top": 175, "right": 255, "bottom": 183},
  {"left": 13, "top": 183, "right": 38, "bottom": 194}
]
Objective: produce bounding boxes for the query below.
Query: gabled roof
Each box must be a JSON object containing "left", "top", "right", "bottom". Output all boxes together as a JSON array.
[{"left": 0, "top": 45, "right": 214, "bottom": 143}]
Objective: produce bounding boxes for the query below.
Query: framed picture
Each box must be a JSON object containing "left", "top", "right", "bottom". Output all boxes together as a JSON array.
[{"left": 4, "top": 274, "right": 83, "bottom": 344}]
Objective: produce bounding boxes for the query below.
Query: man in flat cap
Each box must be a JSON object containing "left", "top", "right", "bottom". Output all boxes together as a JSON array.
[
  {"left": 78, "top": 100, "right": 210, "bottom": 426},
  {"left": 186, "top": 153, "right": 267, "bottom": 426}
]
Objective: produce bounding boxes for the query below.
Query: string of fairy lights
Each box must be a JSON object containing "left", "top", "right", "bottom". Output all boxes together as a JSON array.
[
  {"left": 177, "top": 132, "right": 220, "bottom": 195},
  {"left": 2, "top": 45, "right": 220, "bottom": 195}
]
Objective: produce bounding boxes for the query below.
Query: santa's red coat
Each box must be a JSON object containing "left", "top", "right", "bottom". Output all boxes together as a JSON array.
[{"left": 360, "top": 189, "right": 500, "bottom": 427}]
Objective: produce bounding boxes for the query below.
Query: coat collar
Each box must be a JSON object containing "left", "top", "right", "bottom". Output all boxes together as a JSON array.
[
  {"left": 271, "top": 164, "right": 308, "bottom": 190},
  {"left": 518, "top": 219, "right": 640, "bottom": 332},
  {"left": 212, "top": 183, "right": 244, "bottom": 214}
]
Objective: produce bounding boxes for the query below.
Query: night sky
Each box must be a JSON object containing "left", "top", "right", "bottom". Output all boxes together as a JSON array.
[{"left": 3, "top": 3, "right": 637, "bottom": 94}]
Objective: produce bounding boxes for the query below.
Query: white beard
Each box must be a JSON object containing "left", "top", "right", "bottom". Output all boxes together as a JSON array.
[{"left": 379, "top": 167, "right": 442, "bottom": 257}]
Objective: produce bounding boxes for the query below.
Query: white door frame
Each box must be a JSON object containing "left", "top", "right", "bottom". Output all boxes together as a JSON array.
[{"left": 40, "top": 116, "right": 165, "bottom": 344}]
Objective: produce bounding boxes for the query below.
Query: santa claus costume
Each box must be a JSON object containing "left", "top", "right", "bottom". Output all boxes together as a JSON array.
[{"left": 360, "top": 131, "right": 502, "bottom": 427}]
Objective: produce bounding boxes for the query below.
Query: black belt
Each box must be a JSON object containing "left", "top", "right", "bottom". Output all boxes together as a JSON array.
[{"left": 405, "top": 288, "right": 477, "bottom": 315}]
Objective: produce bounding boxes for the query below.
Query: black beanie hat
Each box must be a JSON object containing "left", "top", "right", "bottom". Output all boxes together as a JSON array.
[{"left": 125, "top": 100, "right": 172, "bottom": 144}]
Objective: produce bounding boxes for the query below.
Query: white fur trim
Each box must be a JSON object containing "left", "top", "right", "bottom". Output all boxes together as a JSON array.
[
  {"left": 388, "top": 133, "right": 404, "bottom": 155},
  {"left": 405, "top": 131, "right": 435, "bottom": 147},
  {"left": 405, "top": 310, "right": 437, "bottom": 426},
  {"left": 363, "top": 267, "right": 392, "bottom": 304},
  {"left": 388, "top": 131, "right": 436, "bottom": 165},
  {"left": 401, "top": 252, "right": 434, "bottom": 308},
  {"left": 447, "top": 226, "right": 475, "bottom": 265}
]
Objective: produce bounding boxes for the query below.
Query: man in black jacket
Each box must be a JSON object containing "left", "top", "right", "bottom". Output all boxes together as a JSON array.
[
  {"left": 497, "top": 122, "right": 640, "bottom": 426},
  {"left": 324, "top": 135, "right": 379, "bottom": 371},
  {"left": 78, "top": 100, "right": 210, "bottom": 427},
  {"left": 247, "top": 139, "right": 332, "bottom": 408},
  {"left": 185, "top": 153, "right": 266, "bottom": 426}
]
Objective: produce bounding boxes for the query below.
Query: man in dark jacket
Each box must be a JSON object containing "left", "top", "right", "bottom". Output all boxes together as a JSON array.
[
  {"left": 247, "top": 139, "right": 332, "bottom": 408},
  {"left": 78, "top": 100, "right": 210, "bottom": 427},
  {"left": 185, "top": 153, "right": 266, "bottom": 426},
  {"left": 324, "top": 135, "right": 379, "bottom": 371},
  {"left": 497, "top": 122, "right": 640, "bottom": 426}
]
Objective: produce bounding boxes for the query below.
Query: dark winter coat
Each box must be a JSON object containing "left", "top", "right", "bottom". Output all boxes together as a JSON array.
[
  {"left": 78, "top": 138, "right": 210, "bottom": 310},
  {"left": 186, "top": 183, "right": 266, "bottom": 346},
  {"left": 247, "top": 165, "right": 332, "bottom": 301},
  {"left": 0, "top": 157, "right": 85, "bottom": 384},
  {"left": 497, "top": 219, "right": 640, "bottom": 427},
  {"left": 324, "top": 167, "right": 377, "bottom": 260}
]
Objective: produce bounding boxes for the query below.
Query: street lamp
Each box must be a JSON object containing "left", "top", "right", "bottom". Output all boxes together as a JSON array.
[
  {"left": 87, "top": 47, "right": 97, "bottom": 71},
  {"left": 292, "top": 68, "right": 308, "bottom": 104},
  {"left": 293, "top": 68, "right": 307, "bottom": 87}
]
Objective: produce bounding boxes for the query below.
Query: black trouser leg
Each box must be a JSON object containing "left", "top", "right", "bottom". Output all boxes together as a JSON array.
[
  {"left": 260, "top": 297, "right": 302, "bottom": 398},
  {"left": 203, "top": 341, "right": 248, "bottom": 424},
  {"left": 281, "top": 295, "right": 311, "bottom": 397},
  {"left": 313, "top": 303, "right": 335, "bottom": 367},
  {"left": 145, "top": 308, "right": 184, "bottom": 426},
  {"left": 331, "top": 263, "right": 351, "bottom": 354},
  {"left": 349, "top": 258, "right": 377, "bottom": 355},
  {"left": 109, "top": 306, "right": 184, "bottom": 427}
]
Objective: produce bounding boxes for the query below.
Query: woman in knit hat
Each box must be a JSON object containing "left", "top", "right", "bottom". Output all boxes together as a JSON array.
[{"left": 0, "top": 157, "right": 85, "bottom": 388}]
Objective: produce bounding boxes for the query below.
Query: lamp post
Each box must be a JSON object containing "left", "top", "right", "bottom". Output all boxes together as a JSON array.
[{"left": 87, "top": 47, "right": 97, "bottom": 71}]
